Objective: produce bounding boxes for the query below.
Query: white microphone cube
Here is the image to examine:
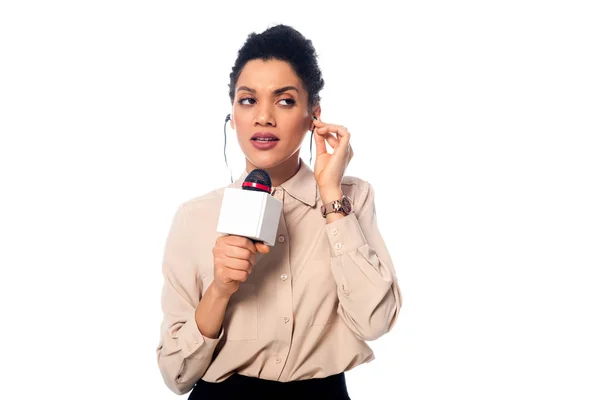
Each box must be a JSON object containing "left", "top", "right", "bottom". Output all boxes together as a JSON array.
[{"left": 216, "top": 188, "right": 283, "bottom": 246}]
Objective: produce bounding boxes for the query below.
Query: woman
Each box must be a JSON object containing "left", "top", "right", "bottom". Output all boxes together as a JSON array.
[{"left": 156, "top": 24, "right": 401, "bottom": 399}]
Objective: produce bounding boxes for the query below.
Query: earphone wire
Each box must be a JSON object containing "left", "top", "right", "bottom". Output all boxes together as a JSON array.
[
  {"left": 309, "top": 126, "right": 315, "bottom": 166},
  {"left": 309, "top": 115, "right": 317, "bottom": 167},
  {"left": 224, "top": 114, "right": 233, "bottom": 184}
]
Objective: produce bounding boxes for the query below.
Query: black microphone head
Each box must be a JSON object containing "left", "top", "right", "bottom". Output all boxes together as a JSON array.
[{"left": 241, "top": 169, "right": 272, "bottom": 193}]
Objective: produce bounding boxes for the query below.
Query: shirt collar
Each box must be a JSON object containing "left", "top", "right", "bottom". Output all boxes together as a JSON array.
[{"left": 230, "top": 158, "right": 317, "bottom": 207}]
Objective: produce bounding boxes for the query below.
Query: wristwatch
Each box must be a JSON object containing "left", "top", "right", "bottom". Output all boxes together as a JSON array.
[{"left": 321, "top": 195, "right": 353, "bottom": 218}]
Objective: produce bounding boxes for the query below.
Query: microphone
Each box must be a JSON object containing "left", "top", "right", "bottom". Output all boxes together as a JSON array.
[
  {"left": 216, "top": 169, "right": 283, "bottom": 246},
  {"left": 241, "top": 168, "right": 272, "bottom": 193}
]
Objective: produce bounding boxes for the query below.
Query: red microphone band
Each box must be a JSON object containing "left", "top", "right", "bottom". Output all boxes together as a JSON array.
[{"left": 242, "top": 181, "right": 271, "bottom": 192}]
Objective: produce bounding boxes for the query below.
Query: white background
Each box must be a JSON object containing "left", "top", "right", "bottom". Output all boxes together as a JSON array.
[{"left": 1, "top": 1, "right": 599, "bottom": 399}]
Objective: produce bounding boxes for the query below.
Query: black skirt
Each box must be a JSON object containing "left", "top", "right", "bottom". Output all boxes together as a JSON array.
[{"left": 188, "top": 372, "right": 351, "bottom": 400}]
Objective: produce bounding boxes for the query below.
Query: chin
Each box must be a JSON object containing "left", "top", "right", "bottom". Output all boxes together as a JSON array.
[{"left": 245, "top": 153, "right": 284, "bottom": 170}]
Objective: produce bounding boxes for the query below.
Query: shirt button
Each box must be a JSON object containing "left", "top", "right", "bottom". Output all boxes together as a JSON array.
[
  {"left": 280, "top": 273, "right": 288, "bottom": 281},
  {"left": 283, "top": 316, "right": 290, "bottom": 323},
  {"left": 331, "top": 228, "right": 338, "bottom": 235},
  {"left": 278, "top": 235, "right": 285, "bottom": 243},
  {"left": 335, "top": 242, "right": 343, "bottom": 250},
  {"left": 276, "top": 357, "right": 282, "bottom": 364}
]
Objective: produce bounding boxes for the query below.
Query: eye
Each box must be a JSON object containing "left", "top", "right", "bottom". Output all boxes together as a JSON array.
[
  {"left": 238, "top": 98, "right": 256, "bottom": 105},
  {"left": 278, "top": 98, "right": 296, "bottom": 107}
]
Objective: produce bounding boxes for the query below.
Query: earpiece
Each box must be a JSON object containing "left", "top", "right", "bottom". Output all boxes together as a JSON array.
[{"left": 313, "top": 115, "right": 317, "bottom": 120}]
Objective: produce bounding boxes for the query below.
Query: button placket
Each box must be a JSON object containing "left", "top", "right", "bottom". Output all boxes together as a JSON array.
[{"left": 272, "top": 209, "right": 292, "bottom": 376}]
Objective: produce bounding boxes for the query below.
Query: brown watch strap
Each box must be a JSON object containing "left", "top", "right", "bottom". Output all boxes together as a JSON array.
[{"left": 321, "top": 199, "right": 345, "bottom": 217}]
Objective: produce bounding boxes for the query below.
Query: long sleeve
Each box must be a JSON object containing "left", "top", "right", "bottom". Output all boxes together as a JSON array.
[
  {"left": 324, "top": 181, "right": 402, "bottom": 341},
  {"left": 156, "top": 204, "right": 223, "bottom": 395}
]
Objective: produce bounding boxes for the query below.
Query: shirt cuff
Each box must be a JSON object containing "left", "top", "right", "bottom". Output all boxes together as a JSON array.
[
  {"left": 177, "top": 313, "right": 224, "bottom": 359},
  {"left": 324, "top": 213, "right": 368, "bottom": 257}
]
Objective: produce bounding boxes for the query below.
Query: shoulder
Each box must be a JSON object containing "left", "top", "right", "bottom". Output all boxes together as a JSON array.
[
  {"left": 169, "top": 185, "right": 229, "bottom": 228},
  {"left": 340, "top": 175, "right": 375, "bottom": 216},
  {"left": 341, "top": 175, "right": 370, "bottom": 191},
  {"left": 178, "top": 187, "right": 225, "bottom": 212},
  {"left": 163, "top": 185, "right": 232, "bottom": 256}
]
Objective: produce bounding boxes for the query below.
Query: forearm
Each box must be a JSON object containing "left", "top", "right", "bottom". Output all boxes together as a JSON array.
[
  {"left": 158, "top": 279, "right": 227, "bottom": 394},
  {"left": 323, "top": 182, "right": 401, "bottom": 340},
  {"left": 195, "top": 282, "right": 231, "bottom": 338}
]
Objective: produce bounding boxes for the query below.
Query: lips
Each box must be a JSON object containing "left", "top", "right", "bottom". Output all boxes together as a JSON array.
[{"left": 251, "top": 132, "right": 279, "bottom": 142}]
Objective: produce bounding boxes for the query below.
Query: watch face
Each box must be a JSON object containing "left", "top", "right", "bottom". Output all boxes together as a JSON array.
[{"left": 341, "top": 196, "right": 352, "bottom": 214}]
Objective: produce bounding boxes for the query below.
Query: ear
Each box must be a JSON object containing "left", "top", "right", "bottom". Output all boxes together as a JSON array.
[
  {"left": 229, "top": 112, "right": 235, "bottom": 129},
  {"left": 312, "top": 104, "right": 321, "bottom": 121},
  {"left": 310, "top": 104, "right": 322, "bottom": 129}
]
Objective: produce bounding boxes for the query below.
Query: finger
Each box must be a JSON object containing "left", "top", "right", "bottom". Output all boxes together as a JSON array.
[
  {"left": 316, "top": 128, "right": 351, "bottom": 172},
  {"left": 318, "top": 125, "right": 350, "bottom": 154},
  {"left": 224, "top": 246, "right": 255, "bottom": 265},
  {"left": 255, "top": 242, "right": 271, "bottom": 254},
  {"left": 224, "top": 235, "right": 257, "bottom": 254},
  {"left": 314, "top": 127, "right": 328, "bottom": 156},
  {"left": 316, "top": 129, "right": 346, "bottom": 156},
  {"left": 313, "top": 119, "right": 346, "bottom": 131},
  {"left": 314, "top": 119, "right": 343, "bottom": 133},
  {"left": 316, "top": 126, "right": 350, "bottom": 152},
  {"left": 225, "top": 258, "right": 253, "bottom": 272},
  {"left": 318, "top": 132, "right": 339, "bottom": 150},
  {"left": 316, "top": 124, "right": 350, "bottom": 139},
  {"left": 224, "top": 268, "right": 249, "bottom": 282}
]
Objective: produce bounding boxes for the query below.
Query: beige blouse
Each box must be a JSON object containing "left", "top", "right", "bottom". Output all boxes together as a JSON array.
[{"left": 156, "top": 158, "right": 402, "bottom": 395}]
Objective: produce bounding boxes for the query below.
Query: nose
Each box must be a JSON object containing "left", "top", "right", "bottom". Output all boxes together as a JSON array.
[{"left": 254, "top": 105, "right": 275, "bottom": 126}]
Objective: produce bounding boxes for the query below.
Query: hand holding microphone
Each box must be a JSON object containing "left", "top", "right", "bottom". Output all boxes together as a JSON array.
[
  {"left": 212, "top": 235, "right": 270, "bottom": 297},
  {"left": 213, "top": 168, "right": 282, "bottom": 296},
  {"left": 194, "top": 169, "right": 280, "bottom": 338}
]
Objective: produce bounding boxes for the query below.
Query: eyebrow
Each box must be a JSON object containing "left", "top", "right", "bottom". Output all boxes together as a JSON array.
[{"left": 237, "top": 86, "right": 299, "bottom": 95}]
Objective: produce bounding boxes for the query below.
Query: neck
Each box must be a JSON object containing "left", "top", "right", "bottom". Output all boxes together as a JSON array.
[{"left": 245, "top": 152, "right": 302, "bottom": 187}]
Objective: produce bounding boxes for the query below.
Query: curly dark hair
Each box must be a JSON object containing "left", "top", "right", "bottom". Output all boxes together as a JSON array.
[{"left": 228, "top": 24, "right": 325, "bottom": 109}]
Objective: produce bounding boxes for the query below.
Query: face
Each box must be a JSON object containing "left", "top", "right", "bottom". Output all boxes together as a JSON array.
[{"left": 231, "top": 59, "right": 318, "bottom": 171}]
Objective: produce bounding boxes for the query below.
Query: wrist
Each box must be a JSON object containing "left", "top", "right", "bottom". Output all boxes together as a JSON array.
[
  {"left": 207, "top": 281, "right": 233, "bottom": 301},
  {"left": 325, "top": 212, "right": 345, "bottom": 224},
  {"left": 319, "top": 187, "right": 343, "bottom": 204}
]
